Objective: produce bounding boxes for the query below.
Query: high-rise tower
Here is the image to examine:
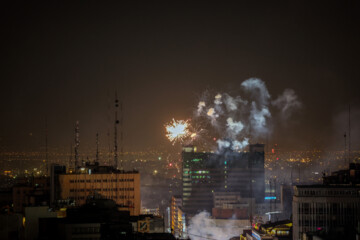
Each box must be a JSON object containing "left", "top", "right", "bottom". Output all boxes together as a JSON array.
[{"left": 181, "top": 144, "right": 265, "bottom": 215}]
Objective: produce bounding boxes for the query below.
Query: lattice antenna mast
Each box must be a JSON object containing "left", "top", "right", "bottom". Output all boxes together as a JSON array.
[
  {"left": 114, "top": 93, "right": 119, "bottom": 169},
  {"left": 69, "top": 143, "right": 72, "bottom": 171},
  {"left": 45, "top": 118, "right": 48, "bottom": 176},
  {"left": 96, "top": 133, "right": 99, "bottom": 162},
  {"left": 349, "top": 104, "right": 351, "bottom": 165},
  {"left": 107, "top": 90, "right": 111, "bottom": 166},
  {"left": 344, "top": 132, "right": 347, "bottom": 166},
  {"left": 120, "top": 100, "right": 124, "bottom": 170},
  {"left": 75, "top": 121, "right": 80, "bottom": 170}
]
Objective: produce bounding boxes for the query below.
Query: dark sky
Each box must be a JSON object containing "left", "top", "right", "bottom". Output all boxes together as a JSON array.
[{"left": 1, "top": 0, "right": 360, "bottom": 152}]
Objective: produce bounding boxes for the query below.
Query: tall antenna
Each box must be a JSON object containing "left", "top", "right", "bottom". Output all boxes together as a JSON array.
[
  {"left": 114, "top": 93, "right": 119, "bottom": 169},
  {"left": 75, "top": 121, "right": 80, "bottom": 170},
  {"left": 96, "top": 133, "right": 99, "bottom": 162},
  {"left": 120, "top": 100, "right": 124, "bottom": 170},
  {"left": 348, "top": 104, "right": 351, "bottom": 165},
  {"left": 45, "top": 118, "right": 48, "bottom": 176},
  {"left": 69, "top": 143, "right": 72, "bottom": 171},
  {"left": 107, "top": 90, "right": 111, "bottom": 166},
  {"left": 344, "top": 132, "right": 347, "bottom": 167}
]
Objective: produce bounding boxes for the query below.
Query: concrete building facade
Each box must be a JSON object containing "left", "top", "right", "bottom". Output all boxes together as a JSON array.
[
  {"left": 293, "top": 163, "right": 360, "bottom": 240},
  {"left": 292, "top": 185, "right": 360, "bottom": 240},
  {"left": 59, "top": 169, "right": 140, "bottom": 216}
]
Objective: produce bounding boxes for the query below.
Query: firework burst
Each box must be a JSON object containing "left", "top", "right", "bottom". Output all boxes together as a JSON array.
[{"left": 165, "top": 119, "right": 190, "bottom": 144}]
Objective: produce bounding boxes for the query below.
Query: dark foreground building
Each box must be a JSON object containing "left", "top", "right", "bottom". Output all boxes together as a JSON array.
[
  {"left": 39, "top": 198, "right": 133, "bottom": 240},
  {"left": 182, "top": 144, "right": 265, "bottom": 215},
  {"left": 293, "top": 163, "right": 360, "bottom": 240},
  {"left": 39, "top": 198, "right": 175, "bottom": 240}
]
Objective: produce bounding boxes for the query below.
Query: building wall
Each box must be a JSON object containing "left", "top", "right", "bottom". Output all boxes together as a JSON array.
[
  {"left": 170, "top": 196, "right": 182, "bottom": 237},
  {"left": 293, "top": 186, "right": 360, "bottom": 240},
  {"left": 24, "top": 206, "right": 57, "bottom": 240},
  {"left": 59, "top": 172, "right": 140, "bottom": 215},
  {"left": 13, "top": 177, "right": 50, "bottom": 213},
  {"left": 63, "top": 223, "right": 101, "bottom": 240},
  {"left": 182, "top": 145, "right": 265, "bottom": 215},
  {"left": 0, "top": 214, "right": 23, "bottom": 240},
  {"left": 13, "top": 186, "right": 32, "bottom": 213}
]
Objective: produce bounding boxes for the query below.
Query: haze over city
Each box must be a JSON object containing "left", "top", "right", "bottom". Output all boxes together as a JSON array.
[{"left": 1, "top": 1, "right": 360, "bottom": 240}]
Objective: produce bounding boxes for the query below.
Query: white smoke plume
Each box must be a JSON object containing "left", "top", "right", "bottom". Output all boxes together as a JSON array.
[
  {"left": 207, "top": 108, "right": 218, "bottom": 119},
  {"left": 232, "top": 138, "right": 249, "bottom": 151},
  {"left": 241, "top": 78, "right": 270, "bottom": 105},
  {"left": 224, "top": 94, "right": 247, "bottom": 112},
  {"left": 272, "top": 88, "right": 302, "bottom": 120},
  {"left": 189, "top": 78, "right": 301, "bottom": 152},
  {"left": 249, "top": 101, "right": 271, "bottom": 136},
  {"left": 217, "top": 139, "right": 231, "bottom": 150},
  {"left": 226, "top": 118, "right": 244, "bottom": 137},
  {"left": 214, "top": 93, "right": 222, "bottom": 105},
  {"left": 187, "top": 211, "right": 239, "bottom": 240},
  {"left": 197, "top": 101, "right": 206, "bottom": 114}
]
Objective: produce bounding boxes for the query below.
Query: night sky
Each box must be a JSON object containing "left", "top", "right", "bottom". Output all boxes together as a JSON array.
[{"left": 2, "top": 1, "right": 360, "bottom": 152}]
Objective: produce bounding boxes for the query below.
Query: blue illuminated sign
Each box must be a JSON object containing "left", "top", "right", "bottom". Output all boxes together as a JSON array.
[{"left": 265, "top": 196, "right": 276, "bottom": 200}]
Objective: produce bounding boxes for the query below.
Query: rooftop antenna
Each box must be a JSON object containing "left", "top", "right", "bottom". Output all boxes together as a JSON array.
[
  {"left": 114, "top": 93, "right": 119, "bottom": 169},
  {"left": 45, "top": 117, "right": 48, "bottom": 176},
  {"left": 107, "top": 90, "right": 111, "bottom": 166},
  {"left": 96, "top": 133, "right": 99, "bottom": 163},
  {"left": 348, "top": 104, "right": 351, "bottom": 165},
  {"left": 75, "top": 121, "right": 80, "bottom": 170},
  {"left": 119, "top": 99, "right": 124, "bottom": 170},
  {"left": 69, "top": 143, "right": 72, "bottom": 171},
  {"left": 344, "top": 132, "right": 347, "bottom": 167}
]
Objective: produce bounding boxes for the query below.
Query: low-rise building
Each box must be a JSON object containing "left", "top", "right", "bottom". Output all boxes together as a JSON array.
[
  {"left": 58, "top": 163, "right": 141, "bottom": 215},
  {"left": 292, "top": 163, "right": 360, "bottom": 240}
]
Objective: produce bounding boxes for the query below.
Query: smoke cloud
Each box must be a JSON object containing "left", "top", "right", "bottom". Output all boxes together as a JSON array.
[
  {"left": 197, "top": 101, "right": 206, "bottom": 114},
  {"left": 272, "top": 89, "right": 302, "bottom": 120},
  {"left": 223, "top": 94, "right": 247, "bottom": 112},
  {"left": 192, "top": 78, "right": 302, "bottom": 152},
  {"left": 214, "top": 94, "right": 222, "bottom": 105},
  {"left": 226, "top": 118, "right": 244, "bottom": 137},
  {"left": 249, "top": 101, "right": 271, "bottom": 136},
  {"left": 207, "top": 108, "right": 217, "bottom": 118},
  {"left": 241, "top": 78, "right": 270, "bottom": 106},
  {"left": 187, "top": 211, "right": 239, "bottom": 240}
]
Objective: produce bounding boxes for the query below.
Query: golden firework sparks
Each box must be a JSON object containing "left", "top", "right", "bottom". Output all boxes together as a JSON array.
[{"left": 165, "top": 119, "right": 190, "bottom": 144}]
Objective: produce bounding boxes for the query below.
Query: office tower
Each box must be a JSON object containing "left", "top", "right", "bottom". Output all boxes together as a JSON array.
[{"left": 182, "top": 144, "right": 265, "bottom": 215}]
